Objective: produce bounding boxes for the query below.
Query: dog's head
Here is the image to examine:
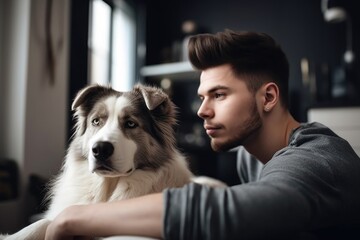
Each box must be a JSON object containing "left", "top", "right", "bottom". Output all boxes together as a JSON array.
[{"left": 71, "top": 84, "right": 178, "bottom": 177}]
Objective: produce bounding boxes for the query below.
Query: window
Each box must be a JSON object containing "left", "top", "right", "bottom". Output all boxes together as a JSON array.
[{"left": 89, "top": 0, "right": 136, "bottom": 91}]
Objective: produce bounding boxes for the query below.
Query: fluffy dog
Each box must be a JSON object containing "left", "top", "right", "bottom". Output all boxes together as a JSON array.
[{"left": 1, "top": 84, "right": 196, "bottom": 239}]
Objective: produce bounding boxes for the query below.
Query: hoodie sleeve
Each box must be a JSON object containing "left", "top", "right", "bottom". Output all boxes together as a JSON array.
[{"left": 163, "top": 179, "right": 313, "bottom": 240}]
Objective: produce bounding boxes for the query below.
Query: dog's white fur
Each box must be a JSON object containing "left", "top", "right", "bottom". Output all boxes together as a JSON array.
[{"left": 1, "top": 84, "right": 196, "bottom": 240}]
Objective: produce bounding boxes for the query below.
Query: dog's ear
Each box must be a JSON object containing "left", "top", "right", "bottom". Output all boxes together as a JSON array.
[
  {"left": 72, "top": 84, "right": 110, "bottom": 111},
  {"left": 135, "top": 84, "right": 168, "bottom": 110}
]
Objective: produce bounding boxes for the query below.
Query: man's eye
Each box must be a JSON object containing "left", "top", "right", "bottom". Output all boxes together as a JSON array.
[
  {"left": 215, "top": 93, "right": 225, "bottom": 98},
  {"left": 92, "top": 118, "right": 100, "bottom": 126},
  {"left": 125, "top": 120, "right": 137, "bottom": 129}
]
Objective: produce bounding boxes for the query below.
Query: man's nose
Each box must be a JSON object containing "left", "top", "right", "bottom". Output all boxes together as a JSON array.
[{"left": 197, "top": 101, "right": 213, "bottom": 119}]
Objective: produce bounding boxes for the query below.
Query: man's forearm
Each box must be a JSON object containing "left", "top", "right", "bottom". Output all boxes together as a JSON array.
[{"left": 45, "top": 193, "right": 164, "bottom": 239}]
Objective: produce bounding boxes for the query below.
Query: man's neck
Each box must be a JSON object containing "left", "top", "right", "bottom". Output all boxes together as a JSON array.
[{"left": 244, "top": 109, "right": 300, "bottom": 164}]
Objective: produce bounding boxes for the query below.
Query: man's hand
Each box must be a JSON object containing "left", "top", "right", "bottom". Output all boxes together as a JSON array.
[{"left": 45, "top": 205, "right": 92, "bottom": 240}]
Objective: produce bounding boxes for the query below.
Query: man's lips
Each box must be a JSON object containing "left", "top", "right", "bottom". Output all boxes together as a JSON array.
[{"left": 204, "top": 125, "right": 221, "bottom": 136}]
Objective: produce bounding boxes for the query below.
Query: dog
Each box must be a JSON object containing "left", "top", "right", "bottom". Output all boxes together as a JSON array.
[{"left": 1, "top": 83, "right": 201, "bottom": 240}]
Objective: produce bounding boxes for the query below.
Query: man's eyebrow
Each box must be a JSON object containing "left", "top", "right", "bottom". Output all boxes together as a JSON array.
[
  {"left": 197, "top": 85, "right": 229, "bottom": 97},
  {"left": 208, "top": 85, "right": 229, "bottom": 93}
]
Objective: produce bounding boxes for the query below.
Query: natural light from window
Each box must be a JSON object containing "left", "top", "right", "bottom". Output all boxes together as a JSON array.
[
  {"left": 89, "top": 0, "right": 136, "bottom": 91},
  {"left": 112, "top": 4, "right": 136, "bottom": 91},
  {"left": 89, "top": 0, "right": 111, "bottom": 86}
]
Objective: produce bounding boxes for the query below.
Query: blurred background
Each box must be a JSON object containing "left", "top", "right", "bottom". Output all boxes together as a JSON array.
[{"left": 0, "top": 0, "right": 359, "bottom": 233}]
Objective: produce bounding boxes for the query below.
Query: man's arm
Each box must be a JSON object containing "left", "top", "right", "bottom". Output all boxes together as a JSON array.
[{"left": 44, "top": 193, "right": 164, "bottom": 240}]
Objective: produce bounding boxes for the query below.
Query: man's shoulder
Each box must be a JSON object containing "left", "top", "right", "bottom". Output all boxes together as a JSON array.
[
  {"left": 267, "top": 121, "right": 360, "bottom": 182},
  {"left": 288, "top": 122, "right": 352, "bottom": 151},
  {"left": 290, "top": 122, "right": 336, "bottom": 141}
]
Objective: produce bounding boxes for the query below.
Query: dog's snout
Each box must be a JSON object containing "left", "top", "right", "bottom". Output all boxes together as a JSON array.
[{"left": 92, "top": 141, "right": 114, "bottom": 161}]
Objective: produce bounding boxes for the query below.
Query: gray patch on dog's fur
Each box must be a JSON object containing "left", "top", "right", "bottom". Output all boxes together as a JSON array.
[
  {"left": 72, "top": 85, "right": 120, "bottom": 136},
  {"left": 124, "top": 85, "right": 179, "bottom": 170}
]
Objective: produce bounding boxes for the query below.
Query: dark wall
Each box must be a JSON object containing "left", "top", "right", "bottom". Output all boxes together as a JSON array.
[{"left": 144, "top": 0, "right": 360, "bottom": 121}]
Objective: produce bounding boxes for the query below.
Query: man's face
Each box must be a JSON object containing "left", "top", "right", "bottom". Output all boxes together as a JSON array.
[{"left": 197, "top": 64, "right": 262, "bottom": 152}]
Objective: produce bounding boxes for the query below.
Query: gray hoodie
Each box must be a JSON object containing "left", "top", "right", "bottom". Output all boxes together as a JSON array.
[{"left": 163, "top": 122, "right": 360, "bottom": 239}]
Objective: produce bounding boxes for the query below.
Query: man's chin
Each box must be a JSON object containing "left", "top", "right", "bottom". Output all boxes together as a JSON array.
[{"left": 211, "top": 140, "right": 239, "bottom": 152}]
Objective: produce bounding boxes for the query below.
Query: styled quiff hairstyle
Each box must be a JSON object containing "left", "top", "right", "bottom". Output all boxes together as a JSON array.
[{"left": 188, "top": 30, "right": 290, "bottom": 107}]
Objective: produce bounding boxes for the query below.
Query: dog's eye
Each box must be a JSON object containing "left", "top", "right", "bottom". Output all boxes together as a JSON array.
[
  {"left": 125, "top": 120, "right": 137, "bottom": 129},
  {"left": 92, "top": 118, "right": 101, "bottom": 126}
]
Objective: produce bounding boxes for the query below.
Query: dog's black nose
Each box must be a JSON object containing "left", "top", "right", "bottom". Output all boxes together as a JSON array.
[{"left": 92, "top": 141, "right": 114, "bottom": 161}]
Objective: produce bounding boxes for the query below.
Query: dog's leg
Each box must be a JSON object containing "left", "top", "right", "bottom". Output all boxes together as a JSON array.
[{"left": 4, "top": 218, "right": 50, "bottom": 240}]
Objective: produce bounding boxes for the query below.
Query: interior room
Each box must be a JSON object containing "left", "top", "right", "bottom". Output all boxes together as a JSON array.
[{"left": 0, "top": 0, "right": 359, "bottom": 234}]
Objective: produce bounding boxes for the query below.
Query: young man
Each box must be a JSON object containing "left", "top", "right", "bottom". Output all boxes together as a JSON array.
[{"left": 45, "top": 30, "right": 360, "bottom": 239}]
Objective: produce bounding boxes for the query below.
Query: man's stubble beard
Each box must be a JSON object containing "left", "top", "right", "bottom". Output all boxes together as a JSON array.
[{"left": 211, "top": 101, "right": 262, "bottom": 152}]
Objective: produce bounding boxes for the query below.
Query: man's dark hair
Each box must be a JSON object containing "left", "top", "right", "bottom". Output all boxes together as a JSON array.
[{"left": 188, "top": 29, "right": 290, "bottom": 107}]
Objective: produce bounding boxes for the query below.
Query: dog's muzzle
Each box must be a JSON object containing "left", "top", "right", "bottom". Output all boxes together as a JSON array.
[
  {"left": 90, "top": 141, "right": 135, "bottom": 177},
  {"left": 92, "top": 141, "right": 114, "bottom": 162}
]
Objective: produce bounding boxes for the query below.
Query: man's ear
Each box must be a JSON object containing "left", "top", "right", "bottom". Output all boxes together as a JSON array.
[{"left": 262, "top": 82, "right": 279, "bottom": 112}]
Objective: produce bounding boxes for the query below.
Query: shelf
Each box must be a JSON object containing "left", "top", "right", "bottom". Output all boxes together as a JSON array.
[{"left": 140, "top": 61, "right": 200, "bottom": 81}]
